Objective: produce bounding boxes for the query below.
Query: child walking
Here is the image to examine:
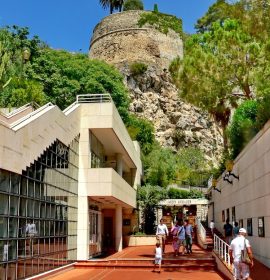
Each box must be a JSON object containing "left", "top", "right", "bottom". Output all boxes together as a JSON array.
[{"left": 153, "top": 243, "right": 162, "bottom": 273}]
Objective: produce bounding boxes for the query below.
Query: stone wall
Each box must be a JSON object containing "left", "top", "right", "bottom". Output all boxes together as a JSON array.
[
  {"left": 89, "top": 10, "right": 183, "bottom": 69},
  {"left": 89, "top": 11, "right": 223, "bottom": 164}
]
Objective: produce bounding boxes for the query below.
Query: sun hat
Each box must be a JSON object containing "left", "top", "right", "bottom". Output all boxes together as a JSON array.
[{"left": 239, "top": 228, "right": 247, "bottom": 234}]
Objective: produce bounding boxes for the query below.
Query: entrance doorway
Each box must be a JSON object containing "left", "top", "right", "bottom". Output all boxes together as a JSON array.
[{"left": 103, "top": 217, "right": 114, "bottom": 252}]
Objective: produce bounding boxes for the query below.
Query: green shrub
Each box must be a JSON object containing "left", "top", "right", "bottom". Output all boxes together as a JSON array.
[
  {"left": 130, "top": 62, "right": 148, "bottom": 76},
  {"left": 127, "top": 114, "right": 155, "bottom": 154},
  {"left": 123, "top": 0, "right": 144, "bottom": 11},
  {"left": 138, "top": 11, "right": 183, "bottom": 37},
  {"left": 228, "top": 100, "right": 258, "bottom": 158},
  {"left": 153, "top": 4, "right": 158, "bottom": 12}
]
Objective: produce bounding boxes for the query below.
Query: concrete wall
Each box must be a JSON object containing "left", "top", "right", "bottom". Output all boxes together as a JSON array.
[
  {"left": 210, "top": 119, "right": 270, "bottom": 268},
  {"left": 89, "top": 10, "right": 183, "bottom": 69}
]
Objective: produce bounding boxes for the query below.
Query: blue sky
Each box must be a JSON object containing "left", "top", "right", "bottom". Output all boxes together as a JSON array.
[{"left": 0, "top": 0, "right": 216, "bottom": 53}]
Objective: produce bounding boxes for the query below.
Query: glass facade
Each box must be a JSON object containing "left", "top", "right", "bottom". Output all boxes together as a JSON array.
[
  {"left": 0, "top": 136, "right": 79, "bottom": 280},
  {"left": 90, "top": 132, "right": 104, "bottom": 168}
]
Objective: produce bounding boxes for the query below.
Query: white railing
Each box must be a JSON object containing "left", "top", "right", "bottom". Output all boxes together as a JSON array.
[
  {"left": 214, "top": 234, "right": 232, "bottom": 269},
  {"left": 196, "top": 217, "right": 206, "bottom": 242},
  {"left": 76, "top": 93, "right": 112, "bottom": 103}
]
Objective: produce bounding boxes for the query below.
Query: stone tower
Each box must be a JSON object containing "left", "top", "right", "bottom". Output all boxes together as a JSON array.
[{"left": 89, "top": 10, "right": 223, "bottom": 164}]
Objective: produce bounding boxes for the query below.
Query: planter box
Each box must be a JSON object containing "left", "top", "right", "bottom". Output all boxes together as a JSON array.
[{"left": 123, "top": 235, "right": 156, "bottom": 247}]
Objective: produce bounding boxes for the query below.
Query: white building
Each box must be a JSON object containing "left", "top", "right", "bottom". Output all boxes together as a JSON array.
[
  {"left": 0, "top": 94, "right": 142, "bottom": 279},
  {"left": 208, "top": 119, "right": 270, "bottom": 268}
]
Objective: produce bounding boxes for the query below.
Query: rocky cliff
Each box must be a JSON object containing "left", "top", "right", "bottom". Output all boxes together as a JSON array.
[{"left": 89, "top": 10, "right": 223, "bottom": 163}]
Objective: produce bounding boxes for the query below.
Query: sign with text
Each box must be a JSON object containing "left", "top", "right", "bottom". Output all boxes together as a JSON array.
[{"left": 159, "top": 199, "right": 209, "bottom": 206}]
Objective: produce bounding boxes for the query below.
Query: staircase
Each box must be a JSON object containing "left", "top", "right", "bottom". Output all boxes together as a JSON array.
[{"left": 74, "top": 244, "right": 217, "bottom": 272}]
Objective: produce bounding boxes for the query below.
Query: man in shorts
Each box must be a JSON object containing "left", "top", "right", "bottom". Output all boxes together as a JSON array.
[
  {"left": 229, "top": 228, "right": 254, "bottom": 280},
  {"left": 156, "top": 219, "right": 168, "bottom": 254}
]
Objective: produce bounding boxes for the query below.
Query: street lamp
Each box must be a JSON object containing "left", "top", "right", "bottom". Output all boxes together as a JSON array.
[
  {"left": 223, "top": 160, "right": 239, "bottom": 184},
  {"left": 212, "top": 178, "right": 221, "bottom": 193}
]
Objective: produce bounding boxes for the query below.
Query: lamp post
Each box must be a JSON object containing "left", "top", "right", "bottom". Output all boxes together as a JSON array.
[
  {"left": 223, "top": 160, "right": 239, "bottom": 184},
  {"left": 212, "top": 178, "right": 221, "bottom": 193}
]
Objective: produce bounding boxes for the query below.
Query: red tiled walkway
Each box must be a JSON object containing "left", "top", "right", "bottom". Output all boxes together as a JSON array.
[{"left": 49, "top": 269, "right": 225, "bottom": 280}]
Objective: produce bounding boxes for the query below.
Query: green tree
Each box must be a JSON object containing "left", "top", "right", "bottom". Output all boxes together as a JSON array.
[
  {"left": 123, "top": 0, "right": 144, "bottom": 11},
  {"left": 228, "top": 100, "right": 258, "bottom": 158},
  {"left": 144, "top": 145, "right": 178, "bottom": 188},
  {"left": 170, "top": 19, "right": 260, "bottom": 148},
  {"left": 137, "top": 185, "right": 166, "bottom": 234},
  {"left": 99, "top": 0, "right": 124, "bottom": 14},
  {"left": 27, "top": 49, "right": 130, "bottom": 121}
]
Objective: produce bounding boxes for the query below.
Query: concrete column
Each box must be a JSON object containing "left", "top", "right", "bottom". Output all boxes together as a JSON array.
[
  {"left": 116, "top": 154, "right": 123, "bottom": 177},
  {"left": 115, "top": 205, "right": 123, "bottom": 252}
]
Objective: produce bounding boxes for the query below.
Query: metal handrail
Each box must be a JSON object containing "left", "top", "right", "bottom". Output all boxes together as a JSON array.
[
  {"left": 76, "top": 93, "right": 112, "bottom": 104},
  {"left": 214, "top": 234, "right": 232, "bottom": 269},
  {"left": 196, "top": 217, "right": 206, "bottom": 242}
]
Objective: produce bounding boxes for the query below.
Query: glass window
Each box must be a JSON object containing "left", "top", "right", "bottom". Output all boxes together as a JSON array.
[
  {"left": 9, "top": 217, "right": 18, "bottom": 238},
  {"left": 10, "top": 173, "right": 20, "bottom": 194},
  {"left": 232, "top": 206, "right": 236, "bottom": 222},
  {"left": 247, "top": 218, "right": 253, "bottom": 236},
  {"left": 0, "top": 193, "right": 9, "bottom": 215},
  {"left": 0, "top": 169, "right": 10, "bottom": 192},
  {"left": 20, "top": 177, "right": 27, "bottom": 196},
  {"left": 18, "top": 239, "right": 26, "bottom": 258},
  {"left": 35, "top": 182, "right": 41, "bottom": 199},
  {"left": 226, "top": 208, "right": 230, "bottom": 221},
  {"left": 19, "top": 198, "right": 27, "bottom": 217},
  {"left": 10, "top": 196, "right": 19, "bottom": 215},
  {"left": 19, "top": 218, "right": 27, "bottom": 238},
  {"left": 7, "top": 262, "right": 17, "bottom": 280},
  {"left": 27, "top": 199, "right": 34, "bottom": 218},
  {"left": 0, "top": 217, "right": 8, "bottom": 238},
  {"left": 8, "top": 240, "right": 17, "bottom": 260},
  {"left": 28, "top": 180, "right": 34, "bottom": 197},
  {"left": 258, "top": 217, "right": 265, "bottom": 237}
]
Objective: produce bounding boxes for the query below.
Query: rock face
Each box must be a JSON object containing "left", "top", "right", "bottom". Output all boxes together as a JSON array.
[{"left": 89, "top": 10, "right": 223, "bottom": 164}]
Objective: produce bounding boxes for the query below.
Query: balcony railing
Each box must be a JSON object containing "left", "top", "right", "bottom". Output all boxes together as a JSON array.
[{"left": 76, "top": 93, "right": 112, "bottom": 104}]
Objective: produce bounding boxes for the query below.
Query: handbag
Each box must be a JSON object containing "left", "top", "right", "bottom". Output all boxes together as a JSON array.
[{"left": 241, "top": 238, "right": 252, "bottom": 265}]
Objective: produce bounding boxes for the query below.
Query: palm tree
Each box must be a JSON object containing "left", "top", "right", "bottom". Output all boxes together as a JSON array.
[{"left": 99, "top": 0, "right": 124, "bottom": 14}]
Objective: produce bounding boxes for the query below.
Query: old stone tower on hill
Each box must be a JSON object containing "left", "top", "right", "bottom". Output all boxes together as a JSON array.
[{"left": 89, "top": 10, "right": 223, "bottom": 163}]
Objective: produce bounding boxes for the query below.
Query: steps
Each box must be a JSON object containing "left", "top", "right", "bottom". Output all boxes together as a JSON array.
[{"left": 74, "top": 257, "right": 217, "bottom": 271}]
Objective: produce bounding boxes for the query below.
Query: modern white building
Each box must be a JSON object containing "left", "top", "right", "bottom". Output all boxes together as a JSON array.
[
  {"left": 208, "top": 119, "right": 270, "bottom": 268},
  {"left": 0, "top": 94, "right": 142, "bottom": 279}
]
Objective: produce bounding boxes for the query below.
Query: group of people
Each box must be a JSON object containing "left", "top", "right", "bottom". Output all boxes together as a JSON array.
[
  {"left": 210, "top": 219, "right": 254, "bottom": 280},
  {"left": 153, "top": 218, "right": 193, "bottom": 273}
]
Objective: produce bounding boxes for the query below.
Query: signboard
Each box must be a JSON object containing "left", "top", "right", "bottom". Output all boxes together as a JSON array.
[{"left": 159, "top": 199, "right": 209, "bottom": 206}]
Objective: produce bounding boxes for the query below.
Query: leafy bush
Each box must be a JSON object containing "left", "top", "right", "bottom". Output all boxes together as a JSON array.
[
  {"left": 130, "top": 62, "right": 147, "bottom": 76},
  {"left": 228, "top": 100, "right": 258, "bottom": 158},
  {"left": 127, "top": 114, "right": 155, "bottom": 154},
  {"left": 123, "top": 0, "right": 144, "bottom": 11},
  {"left": 138, "top": 11, "right": 183, "bottom": 37},
  {"left": 144, "top": 145, "right": 178, "bottom": 188},
  {"left": 153, "top": 4, "right": 159, "bottom": 13},
  {"left": 167, "top": 188, "right": 204, "bottom": 199},
  {"left": 137, "top": 185, "right": 167, "bottom": 234}
]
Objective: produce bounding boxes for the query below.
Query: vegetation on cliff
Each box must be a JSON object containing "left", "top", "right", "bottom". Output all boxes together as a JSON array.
[
  {"left": 138, "top": 11, "right": 183, "bottom": 37},
  {"left": 170, "top": 0, "right": 270, "bottom": 163},
  {"left": 123, "top": 0, "right": 144, "bottom": 11}
]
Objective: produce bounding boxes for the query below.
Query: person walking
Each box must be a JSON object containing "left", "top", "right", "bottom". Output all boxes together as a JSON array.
[
  {"left": 171, "top": 220, "right": 180, "bottom": 256},
  {"left": 152, "top": 243, "right": 162, "bottom": 273},
  {"left": 209, "top": 220, "right": 215, "bottom": 236},
  {"left": 156, "top": 219, "right": 168, "bottom": 254},
  {"left": 229, "top": 228, "right": 254, "bottom": 280},
  {"left": 177, "top": 219, "right": 186, "bottom": 255},
  {"left": 233, "top": 222, "right": 240, "bottom": 238},
  {"left": 184, "top": 219, "right": 193, "bottom": 254},
  {"left": 224, "top": 219, "right": 233, "bottom": 244}
]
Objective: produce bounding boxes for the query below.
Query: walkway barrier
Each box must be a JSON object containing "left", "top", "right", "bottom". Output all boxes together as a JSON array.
[
  {"left": 196, "top": 217, "right": 206, "bottom": 242},
  {"left": 213, "top": 234, "right": 231, "bottom": 268},
  {"left": 76, "top": 93, "right": 112, "bottom": 103}
]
